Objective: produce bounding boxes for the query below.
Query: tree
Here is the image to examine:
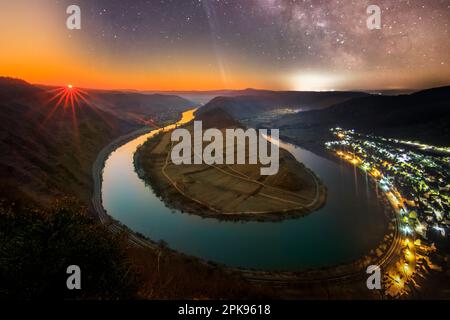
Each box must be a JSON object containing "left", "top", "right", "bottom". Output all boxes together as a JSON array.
[{"left": 0, "top": 197, "right": 140, "bottom": 299}]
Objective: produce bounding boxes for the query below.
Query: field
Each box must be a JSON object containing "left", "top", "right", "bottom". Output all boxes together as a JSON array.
[{"left": 136, "top": 111, "right": 326, "bottom": 220}]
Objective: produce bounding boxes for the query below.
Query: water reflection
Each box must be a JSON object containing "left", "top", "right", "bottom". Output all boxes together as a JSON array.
[{"left": 102, "top": 113, "right": 387, "bottom": 270}]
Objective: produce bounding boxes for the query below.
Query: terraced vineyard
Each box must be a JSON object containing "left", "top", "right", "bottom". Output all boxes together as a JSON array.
[{"left": 135, "top": 110, "right": 326, "bottom": 220}]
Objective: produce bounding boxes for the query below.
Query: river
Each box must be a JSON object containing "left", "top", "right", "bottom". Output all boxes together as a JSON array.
[{"left": 101, "top": 110, "right": 387, "bottom": 271}]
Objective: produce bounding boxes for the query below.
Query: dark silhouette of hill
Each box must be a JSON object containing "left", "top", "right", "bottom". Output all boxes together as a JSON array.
[
  {"left": 274, "top": 86, "right": 450, "bottom": 146},
  {"left": 195, "top": 105, "right": 239, "bottom": 129},
  {"left": 143, "top": 88, "right": 275, "bottom": 104},
  {"left": 88, "top": 90, "right": 193, "bottom": 125},
  {"left": 0, "top": 77, "right": 42, "bottom": 100},
  {"left": 197, "top": 91, "right": 369, "bottom": 119},
  {"left": 0, "top": 78, "right": 273, "bottom": 300},
  {"left": 0, "top": 77, "right": 191, "bottom": 206}
]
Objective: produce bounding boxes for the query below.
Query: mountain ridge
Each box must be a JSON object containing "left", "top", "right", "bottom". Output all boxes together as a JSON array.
[
  {"left": 0, "top": 78, "right": 193, "bottom": 206},
  {"left": 274, "top": 86, "right": 450, "bottom": 146}
]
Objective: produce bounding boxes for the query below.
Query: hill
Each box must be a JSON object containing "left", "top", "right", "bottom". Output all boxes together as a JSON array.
[
  {"left": 0, "top": 78, "right": 275, "bottom": 299},
  {"left": 197, "top": 91, "right": 369, "bottom": 119},
  {"left": 273, "top": 86, "right": 450, "bottom": 146},
  {"left": 0, "top": 77, "right": 191, "bottom": 206},
  {"left": 134, "top": 107, "right": 326, "bottom": 221},
  {"left": 88, "top": 90, "right": 194, "bottom": 125}
]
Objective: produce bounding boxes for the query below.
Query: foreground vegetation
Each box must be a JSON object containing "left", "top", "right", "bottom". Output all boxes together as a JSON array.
[
  {"left": 0, "top": 197, "right": 274, "bottom": 299},
  {"left": 0, "top": 198, "right": 140, "bottom": 299}
]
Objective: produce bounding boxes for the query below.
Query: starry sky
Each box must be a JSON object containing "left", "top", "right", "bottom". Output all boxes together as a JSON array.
[{"left": 0, "top": 0, "right": 449, "bottom": 91}]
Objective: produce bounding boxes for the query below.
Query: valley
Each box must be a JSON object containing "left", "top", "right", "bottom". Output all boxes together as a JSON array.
[{"left": 1, "top": 77, "right": 449, "bottom": 299}]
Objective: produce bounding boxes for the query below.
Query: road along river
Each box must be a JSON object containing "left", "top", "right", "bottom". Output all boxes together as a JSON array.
[{"left": 96, "top": 110, "right": 388, "bottom": 271}]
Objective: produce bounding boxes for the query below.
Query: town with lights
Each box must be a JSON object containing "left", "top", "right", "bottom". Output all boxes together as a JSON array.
[{"left": 325, "top": 128, "right": 449, "bottom": 297}]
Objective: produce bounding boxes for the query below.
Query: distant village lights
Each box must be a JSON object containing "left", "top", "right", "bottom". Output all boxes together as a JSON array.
[{"left": 327, "top": 127, "right": 447, "bottom": 297}]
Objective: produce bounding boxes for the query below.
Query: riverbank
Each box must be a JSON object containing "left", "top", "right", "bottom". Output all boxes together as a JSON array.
[
  {"left": 91, "top": 115, "right": 402, "bottom": 299},
  {"left": 133, "top": 117, "right": 327, "bottom": 222},
  {"left": 90, "top": 120, "right": 278, "bottom": 299},
  {"left": 91, "top": 126, "right": 154, "bottom": 223}
]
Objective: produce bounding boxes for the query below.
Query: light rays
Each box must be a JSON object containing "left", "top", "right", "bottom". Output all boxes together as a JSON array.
[
  {"left": 44, "top": 85, "right": 88, "bottom": 121},
  {"left": 42, "top": 85, "right": 92, "bottom": 142},
  {"left": 42, "top": 86, "right": 119, "bottom": 141}
]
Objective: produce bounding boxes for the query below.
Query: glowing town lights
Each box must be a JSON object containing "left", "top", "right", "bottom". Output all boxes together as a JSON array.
[
  {"left": 405, "top": 249, "right": 415, "bottom": 262},
  {"left": 402, "top": 225, "right": 412, "bottom": 235},
  {"left": 415, "top": 223, "right": 426, "bottom": 234},
  {"left": 434, "top": 225, "right": 446, "bottom": 237},
  {"left": 326, "top": 127, "right": 447, "bottom": 298},
  {"left": 393, "top": 274, "right": 404, "bottom": 287},
  {"left": 403, "top": 263, "right": 412, "bottom": 276},
  {"left": 291, "top": 73, "right": 342, "bottom": 91},
  {"left": 398, "top": 154, "right": 411, "bottom": 163},
  {"left": 434, "top": 211, "right": 443, "bottom": 220},
  {"left": 370, "top": 168, "right": 381, "bottom": 178},
  {"left": 387, "top": 192, "right": 401, "bottom": 207}
]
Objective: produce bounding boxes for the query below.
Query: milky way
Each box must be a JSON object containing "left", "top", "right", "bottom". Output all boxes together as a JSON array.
[{"left": 1, "top": 0, "right": 449, "bottom": 90}]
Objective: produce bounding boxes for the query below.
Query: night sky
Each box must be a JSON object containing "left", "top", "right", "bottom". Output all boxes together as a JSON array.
[{"left": 1, "top": 0, "right": 449, "bottom": 90}]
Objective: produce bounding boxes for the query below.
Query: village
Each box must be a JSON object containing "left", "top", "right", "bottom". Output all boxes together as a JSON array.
[{"left": 325, "top": 127, "right": 449, "bottom": 296}]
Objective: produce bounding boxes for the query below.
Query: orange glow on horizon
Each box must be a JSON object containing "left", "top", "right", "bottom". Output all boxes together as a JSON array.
[
  {"left": 0, "top": 1, "right": 284, "bottom": 91},
  {"left": 2, "top": 1, "right": 449, "bottom": 91}
]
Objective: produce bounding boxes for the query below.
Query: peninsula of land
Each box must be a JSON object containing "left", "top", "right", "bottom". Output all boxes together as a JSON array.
[{"left": 134, "top": 108, "right": 327, "bottom": 221}]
